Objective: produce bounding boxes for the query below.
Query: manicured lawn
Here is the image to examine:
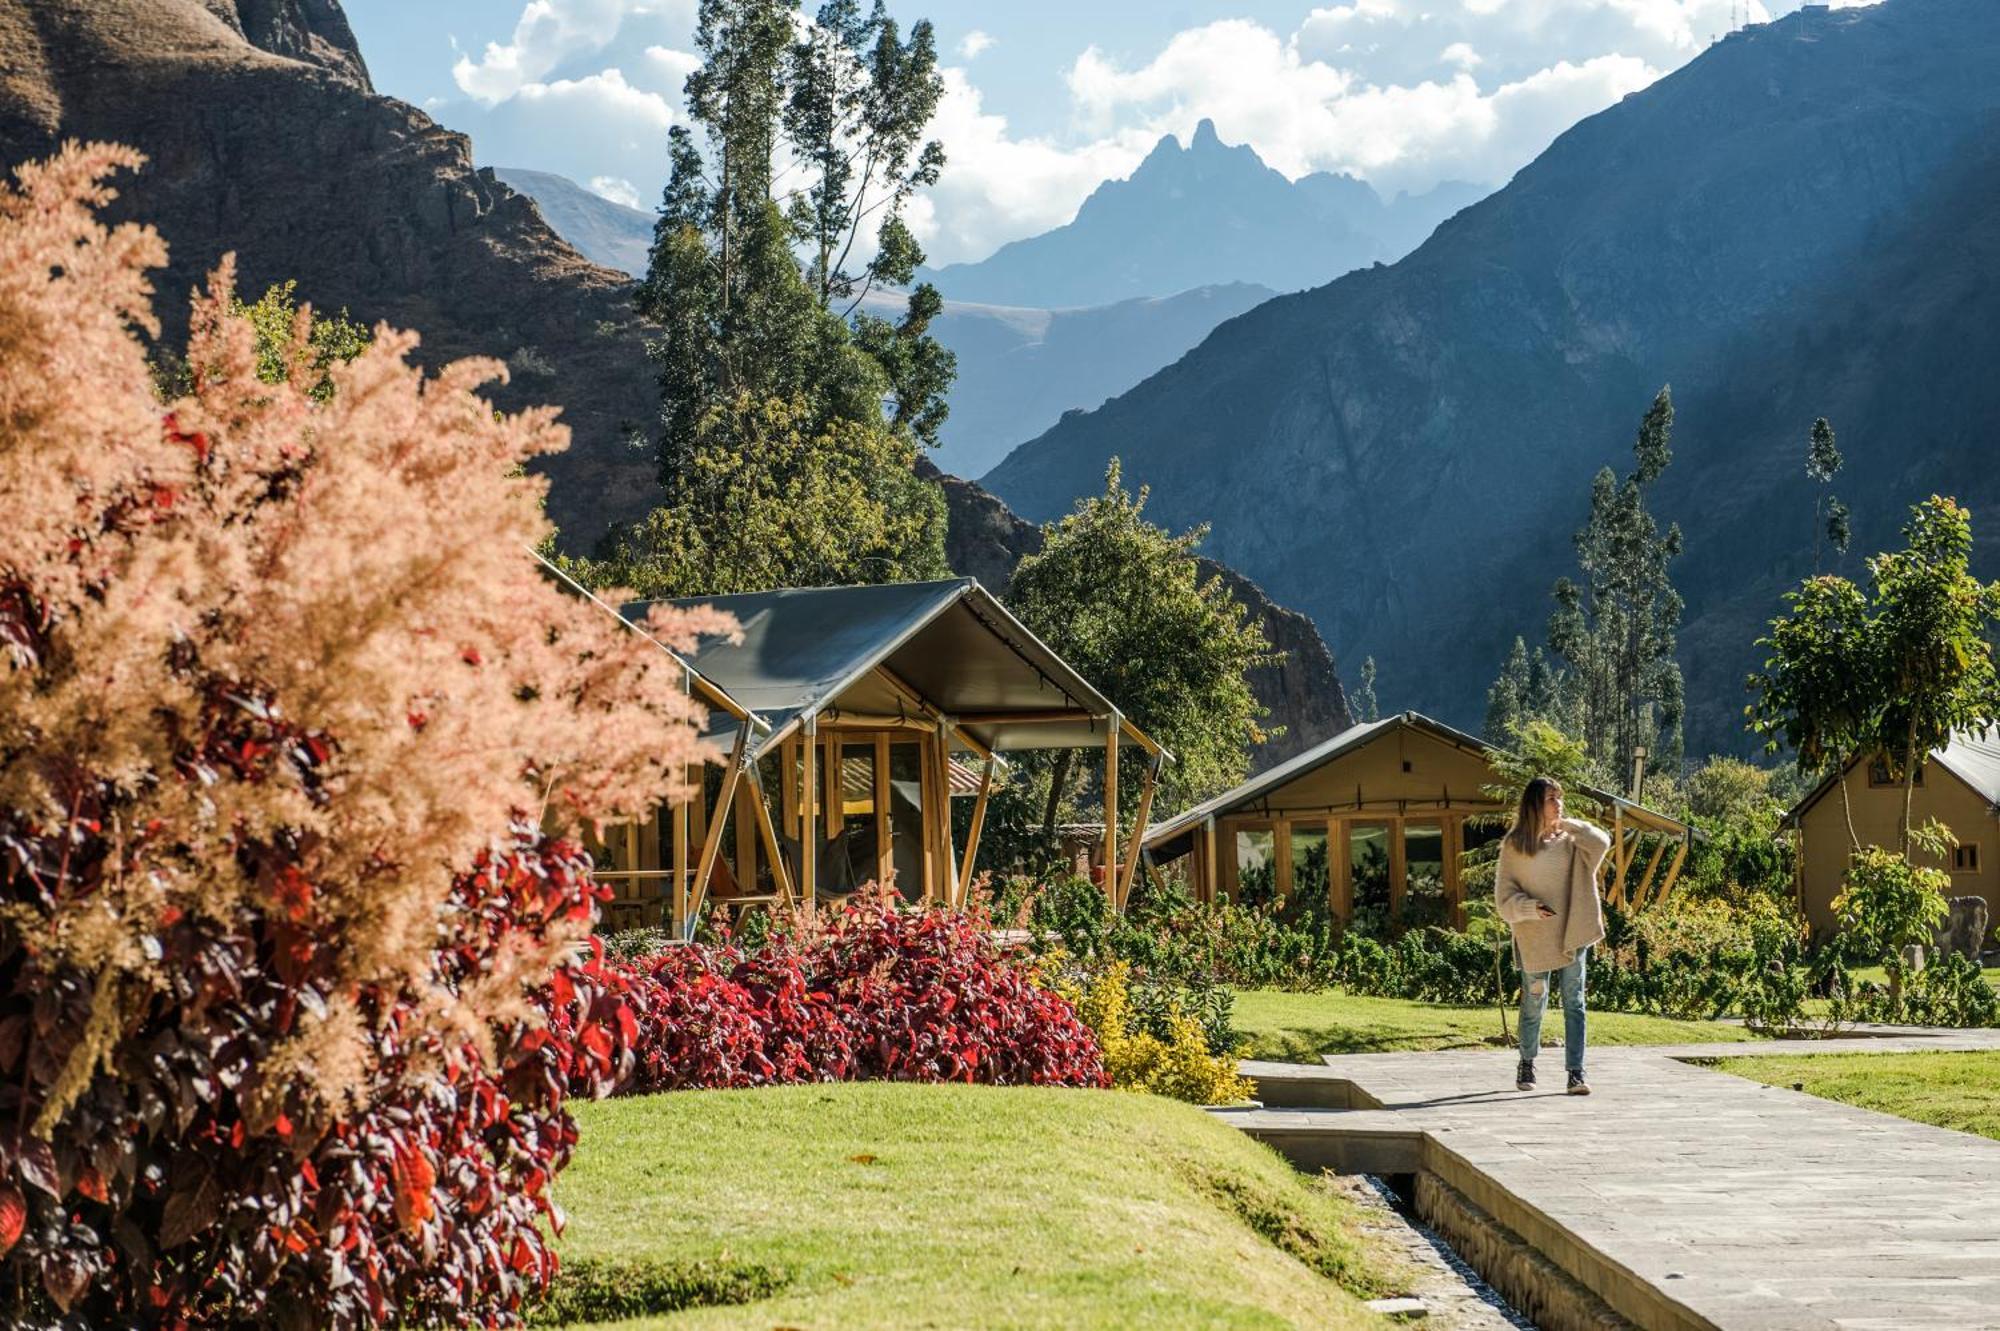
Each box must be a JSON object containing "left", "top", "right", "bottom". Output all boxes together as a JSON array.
[
  {"left": 546, "top": 1083, "right": 1404, "bottom": 1329},
  {"left": 1231, "top": 990, "right": 1758, "bottom": 1062},
  {"left": 1711, "top": 1050, "right": 2000, "bottom": 1143}
]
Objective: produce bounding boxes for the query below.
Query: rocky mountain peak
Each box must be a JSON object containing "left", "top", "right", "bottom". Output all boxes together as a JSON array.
[{"left": 210, "top": 0, "right": 371, "bottom": 89}]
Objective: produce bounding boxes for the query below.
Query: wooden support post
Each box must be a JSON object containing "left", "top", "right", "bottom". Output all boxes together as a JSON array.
[
  {"left": 747, "top": 766, "right": 796, "bottom": 908},
  {"left": 1272, "top": 816, "right": 1294, "bottom": 908},
  {"left": 781, "top": 735, "right": 800, "bottom": 834},
  {"left": 1634, "top": 838, "right": 1669, "bottom": 909},
  {"left": 935, "top": 725, "right": 959, "bottom": 905},
  {"left": 688, "top": 729, "right": 748, "bottom": 937},
  {"left": 1103, "top": 722, "right": 1120, "bottom": 909},
  {"left": 671, "top": 772, "right": 690, "bottom": 938},
  {"left": 1202, "top": 816, "right": 1219, "bottom": 907},
  {"left": 874, "top": 734, "right": 893, "bottom": 888},
  {"left": 800, "top": 718, "right": 818, "bottom": 914},
  {"left": 956, "top": 756, "right": 996, "bottom": 907},
  {"left": 1653, "top": 841, "right": 1689, "bottom": 908},
  {"left": 1333, "top": 819, "right": 1353, "bottom": 924},
  {"left": 1388, "top": 816, "right": 1407, "bottom": 930},
  {"left": 1115, "top": 757, "right": 1158, "bottom": 911},
  {"left": 1444, "top": 815, "right": 1465, "bottom": 930},
  {"left": 733, "top": 777, "right": 757, "bottom": 905},
  {"left": 824, "top": 732, "right": 841, "bottom": 843},
  {"left": 1609, "top": 805, "right": 1626, "bottom": 905}
]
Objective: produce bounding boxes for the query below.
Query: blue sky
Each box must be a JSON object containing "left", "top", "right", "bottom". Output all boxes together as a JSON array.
[{"left": 343, "top": 0, "right": 1867, "bottom": 265}]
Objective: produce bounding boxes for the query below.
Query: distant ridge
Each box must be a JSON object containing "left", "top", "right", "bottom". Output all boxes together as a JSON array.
[{"left": 921, "top": 119, "right": 1483, "bottom": 308}]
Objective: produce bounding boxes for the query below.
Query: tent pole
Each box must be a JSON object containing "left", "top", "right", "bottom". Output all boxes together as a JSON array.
[
  {"left": 688, "top": 728, "right": 749, "bottom": 939},
  {"left": 957, "top": 756, "right": 996, "bottom": 907},
  {"left": 1103, "top": 720, "right": 1120, "bottom": 910},
  {"left": 1116, "top": 756, "right": 1158, "bottom": 910},
  {"left": 671, "top": 769, "right": 690, "bottom": 938},
  {"left": 801, "top": 716, "right": 818, "bottom": 918}
]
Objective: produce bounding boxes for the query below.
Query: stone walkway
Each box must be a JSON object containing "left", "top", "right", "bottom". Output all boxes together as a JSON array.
[{"left": 1224, "top": 1031, "right": 2000, "bottom": 1330}]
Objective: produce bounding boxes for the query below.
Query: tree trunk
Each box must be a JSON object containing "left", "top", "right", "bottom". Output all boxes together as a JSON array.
[
  {"left": 1901, "top": 717, "right": 1919, "bottom": 857},
  {"left": 1838, "top": 765, "right": 1859, "bottom": 855},
  {"left": 1041, "top": 750, "right": 1074, "bottom": 841}
]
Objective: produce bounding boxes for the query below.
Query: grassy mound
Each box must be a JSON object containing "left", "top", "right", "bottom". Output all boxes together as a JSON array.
[
  {"left": 1711, "top": 1050, "right": 2000, "bottom": 1143},
  {"left": 550, "top": 1083, "right": 1404, "bottom": 1329},
  {"left": 1232, "top": 990, "right": 1756, "bottom": 1062}
]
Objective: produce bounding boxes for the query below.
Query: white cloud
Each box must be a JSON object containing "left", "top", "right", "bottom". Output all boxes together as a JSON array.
[
  {"left": 589, "top": 175, "right": 643, "bottom": 207},
  {"left": 958, "top": 30, "right": 995, "bottom": 60},
  {"left": 452, "top": 0, "right": 697, "bottom": 103},
  {"left": 1441, "top": 41, "right": 1483, "bottom": 70}
]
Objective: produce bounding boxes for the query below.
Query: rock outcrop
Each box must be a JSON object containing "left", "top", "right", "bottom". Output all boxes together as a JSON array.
[
  {"left": 923, "top": 461, "right": 1351, "bottom": 770},
  {"left": 0, "top": 0, "right": 659, "bottom": 549}
]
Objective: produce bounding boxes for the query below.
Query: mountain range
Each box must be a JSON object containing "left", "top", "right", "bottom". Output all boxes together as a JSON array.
[
  {"left": 983, "top": 0, "right": 2000, "bottom": 755},
  {"left": 920, "top": 119, "right": 1485, "bottom": 309}
]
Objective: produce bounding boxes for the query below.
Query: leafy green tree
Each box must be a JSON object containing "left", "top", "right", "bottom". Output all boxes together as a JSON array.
[
  {"left": 1483, "top": 635, "right": 1569, "bottom": 744},
  {"left": 1546, "top": 387, "right": 1686, "bottom": 792},
  {"left": 626, "top": 0, "right": 952, "bottom": 590},
  {"left": 1806, "top": 416, "right": 1849, "bottom": 571},
  {"left": 153, "top": 280, "right": 370, "bottom": 403},
  {"left": 576, "top": 391, "right": 946, "bottom": 597},
  {"left": 1353, "top": 656, "right": 1380, "bottom": 723},
  {"left": 1833, "top": 842, "right": 1951, "bottom": 1000},
  {"left": 1750, "top": 496, "right": 2000, "bottom": 857},
  {"left": 1007, "top": 460, "right": 1276, "bottom": 835}
]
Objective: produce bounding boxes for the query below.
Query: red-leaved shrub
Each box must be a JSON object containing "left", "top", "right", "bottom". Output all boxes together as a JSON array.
[
  {"left": 0, "top": 147, "right": 715, "bottom": 1325},
  {"left": 606, "top": 890, "right": 1108, "bottom": 1094}
]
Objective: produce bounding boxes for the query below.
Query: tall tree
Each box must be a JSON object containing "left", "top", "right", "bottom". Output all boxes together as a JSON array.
[
  {"left": 1354, "top": 656, "right": 1380, "bottom": 723},
  {"left": 624, "top": 0, "right": 952, "bottom": 592},
  {"left": 1007, "top": 461, "right": 1276, "bottom": 834},
  {"left": 1806, "top": 416, "right": 1849, "bottom": 572},
  {"left": 1748, "top": 496, "right": 2000, "bottom": 855},
  {"left": 1545, "top": 387, "right": 1686, "bottom": 793}
]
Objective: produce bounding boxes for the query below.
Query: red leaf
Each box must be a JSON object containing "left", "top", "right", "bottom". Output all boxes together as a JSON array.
[{"left": 0, "top": 1185, "right": 25, "bottom": 1256}]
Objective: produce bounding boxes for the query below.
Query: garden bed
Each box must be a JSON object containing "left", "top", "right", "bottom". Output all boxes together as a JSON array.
[
  {"left": 544, "top": 1083, "right": 1408, "bottom": 1329},
  {"left": 1231, "top": 990, "right": 1758, "bottom": 1062}
]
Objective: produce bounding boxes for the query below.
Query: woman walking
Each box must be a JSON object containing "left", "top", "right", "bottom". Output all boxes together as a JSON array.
[{"left": 1493, "top": 777, "right": 1611, "bottom": 1094}]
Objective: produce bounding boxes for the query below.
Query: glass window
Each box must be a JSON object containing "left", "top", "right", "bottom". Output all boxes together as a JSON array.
[
  {"left": 1348, "top": 822, "right": 1392, "bottom": 937},
  {"left": 1289, "top": 823, "right": 1329, "bottom": 914},
  {"left": 823, "top": 743, "right": 882, "bottom": 894},
  {"left": 1403, "top": 822, "right": 1449, "bottom": 929},
  {"left": 1953, "top": 843, "right": 1980, "bottom": 873},
  {"left": 1234, "top": 828, "right": 1276, "bottom": 909}
]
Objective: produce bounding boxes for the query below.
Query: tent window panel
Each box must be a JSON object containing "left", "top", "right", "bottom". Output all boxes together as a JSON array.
[
  {"left": 1235, "top": 829, "right": 1276, "bottom": 909},
  {"left": 1402, "top": 822, "right": 1449, "bottom": 929},
  {"left": 1349, "top": 823, "right": 1392, "bottom": 937},
  {"left": 887, "top": 741, "right": 926, "bottom": 901},
  {"left": 1290, "top": 824, "right": 1329, "bottom": 911}
]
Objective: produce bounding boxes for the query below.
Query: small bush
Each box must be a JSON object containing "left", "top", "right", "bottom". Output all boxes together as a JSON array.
[
  {"left": 526, "top": 1256, "right": 788, "bottom": 1326},
  {"left": 1057, "top": 961, "right": 1252, "bottom": 1105}
]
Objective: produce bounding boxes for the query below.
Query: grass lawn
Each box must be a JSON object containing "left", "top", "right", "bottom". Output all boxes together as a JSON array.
[
  {"left": 1231, "top": 990, "right": 1758, "bottom": 1063},
  {"left": 1710, "top": 1050, "right": 2000, "bottom": 1143},
  {"left": 545, "top": 1083, "right": 1406, "bottom": 1329}
]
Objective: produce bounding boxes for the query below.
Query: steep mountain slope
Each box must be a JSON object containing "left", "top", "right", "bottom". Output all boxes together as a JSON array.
[
  {"left": 984, "top": 0, "right": 2000, "bottom": 753},
  {"left": 494, "top": 166, "right": 654, "bottom": 277},
  {"left": 923, "top": 120, "right": 1482, "bottom": 308},
  {"left": 488, "top": 167, "right": 1280, "bottom": 479},
  {"left": 923, "top": 462, "right": 1352, "bottom": 770},
  {"left": 0, "top": 0, "right": 659, "bottom": 550}
]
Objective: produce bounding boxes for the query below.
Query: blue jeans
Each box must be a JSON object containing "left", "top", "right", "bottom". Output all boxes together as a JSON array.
[{"left": 1518, "top": 948, "right": 1588, "bottom": 1073}]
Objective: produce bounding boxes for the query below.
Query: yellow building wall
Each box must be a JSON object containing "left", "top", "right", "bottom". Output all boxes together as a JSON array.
[
  {"left": 1797, "top": 765, "right": 2000, "bottom": 937},
  {"left": 1256, "top": 726, "right": 1505, "bottom": 817}
]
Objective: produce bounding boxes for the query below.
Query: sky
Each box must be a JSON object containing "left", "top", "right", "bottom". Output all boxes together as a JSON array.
[{"left": 342, "top": 0, "right": 1874, "bottom": 267}]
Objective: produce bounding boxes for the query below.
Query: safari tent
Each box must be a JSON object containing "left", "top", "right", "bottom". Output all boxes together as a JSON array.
[
  {"left": 585, "top": 578, "right": 1165, "bottom": 935},
  {"left": 1142, "top": 712, "right": 1693, "bottom": 930}
]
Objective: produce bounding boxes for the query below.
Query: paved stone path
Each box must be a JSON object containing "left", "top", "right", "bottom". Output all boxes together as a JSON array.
[{"left": 1228, "top": 1031, "right": 2000, "bottom": 1330}]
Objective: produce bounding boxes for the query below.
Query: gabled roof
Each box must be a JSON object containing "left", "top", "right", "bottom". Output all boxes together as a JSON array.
[
  {"left": 624, "top": 578, "right": 1163, "bottom": 760},
  {"left": 1145, "top": 710, "right": 1691, "bottom": 851},
  {"left": 1783, "top": 729, "right": 2000, "bottom": 827}
]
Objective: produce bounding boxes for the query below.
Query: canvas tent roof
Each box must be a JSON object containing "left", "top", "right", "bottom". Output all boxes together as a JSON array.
[
  {"left": 623, "top": 579, "right": 1162, "bottom": 760},
  {"left": 1144, "top": 711, "right": 1691, "bottom": 859},
  {"left": 1782, "top": 728, "right": 2000, "bottom": 826}
]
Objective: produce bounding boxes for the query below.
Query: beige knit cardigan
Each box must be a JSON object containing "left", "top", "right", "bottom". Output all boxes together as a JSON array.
[{"left": 1493, "top": 817, "right": 1612, "bottom": 974}]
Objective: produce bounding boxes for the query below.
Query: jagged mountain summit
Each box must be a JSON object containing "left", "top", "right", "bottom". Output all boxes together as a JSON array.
[
  {"left": 982, "top": 0, "right": 2000, "bottom": 754},
  {"left": 921, "top": 119, "right": 1484, "bottom": 308}
]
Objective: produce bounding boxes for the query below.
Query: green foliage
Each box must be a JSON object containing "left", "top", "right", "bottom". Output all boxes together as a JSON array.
[
  {"left": 1053, "top": 959, "right": 1253, "bottom": 1104},
  {"left": 153, "top": 280, "right": 370, "bottom": 403},
  {"left": 623, "top": 0, "right": 953, "bottom": 595},
  {"left": 525, "top": 1256, "right": 788, "bottom": 1326},
  {"left": 581, "top": 391, "right": 947, "bottom": 597},
  {"left": 1544, "top": 386, "right": 1687, "bottom": 789},
  {"left": 1483, "top": 635, "right": 1568, "bottom": 745},
  {"left": 1677, "top": 755, "right": 1796, "bottom": 904},
  {"left": 1007, "top": 460, "right": 1275, "bottom": 826},
  {"left": 1750, "top": 496, "right": 2000, "bottom": 854},
  {"left": 1352, "top": 656, "right": 1379, "bottom": 723},
  {"left": 1832, "top": 846, "right": 1951, "bottom": 971},
  {"left": 1806, "top": 416, "right": 1849, "bottom": 568}
]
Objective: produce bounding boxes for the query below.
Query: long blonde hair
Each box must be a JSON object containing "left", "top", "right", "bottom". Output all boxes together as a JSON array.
[{"left": 1505, "top": 776, "right": 1561, "bottom": 857}]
